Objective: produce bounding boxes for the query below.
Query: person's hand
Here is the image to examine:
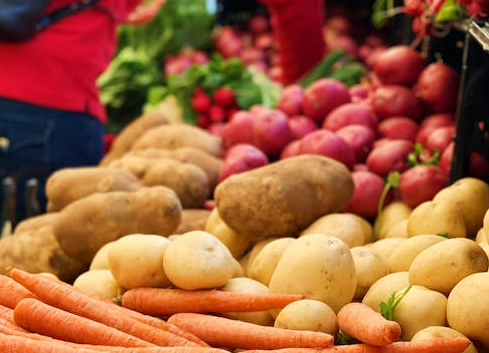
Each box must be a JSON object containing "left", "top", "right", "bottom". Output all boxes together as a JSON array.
[{"left": 126, "top": 0, "right": 166, "bottom": 25}]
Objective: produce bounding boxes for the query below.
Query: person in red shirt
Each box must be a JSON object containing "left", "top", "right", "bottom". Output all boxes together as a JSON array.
[{"left": 0, "top": 0, "right": 164, "bottom": 225}]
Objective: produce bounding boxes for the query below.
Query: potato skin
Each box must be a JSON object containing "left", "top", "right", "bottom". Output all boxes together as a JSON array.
[
  {"left": 215, "top": 155, "right": 354, "bottom": 238},
  {"left": 53, "top": 186, "right": 181, "bottom": 265},
  {"left": 45, "top": 166, "right": 141, "bottom": 212},
  {"left": 13, "top": 212, "right": 60, "bottom": 234}
]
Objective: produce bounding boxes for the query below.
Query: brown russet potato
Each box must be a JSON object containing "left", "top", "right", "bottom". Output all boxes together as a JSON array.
[
  {"left": 99, "top": 109, "right": 168, "bottom": 166},
  {"left": 45, "top": 166, "right": 141, "bottom": 212},
  {"left": 214, "top": 155, "right": 354, "bottom": 239},
  {"left": 52, "top": 186, "right": 181, "bottom": 266},
  {"left": 131, "top": 124, "right": 223, "bottom": 158},
  {"left": 13, "top": 212, "right": 60, "bottom": 234},
  {"left": 0, "top": 226, "right": 86, "bottom": 282},
  {"left": 174, "top": 209, "right": 212, "bottom": 235}
]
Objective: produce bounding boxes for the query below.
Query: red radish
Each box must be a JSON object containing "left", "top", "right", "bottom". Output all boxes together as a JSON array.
[
  {"left": 301, "top": 78, "right": 351, "bottom": 124},
  {"left": 219, "top": 143, "right": 269, "bottom": 181},
  {"left": 207, "top": 122, "right": 226, "bottom": 137},
  {"left": 366, "top": 139, "right": 414, "bottom": 177},
  {"left": 277, "top": 84, "right": 304, "bottom": 117},
  {"left": 191, "top": 50, "right": 209, "bottom": 65},
  {"left": 213, "top": 87, "right": 236, "bottom": 108},
  {"left": 373, "top": 45, "right": 425, "bottom": 86},
  {"left": 323, "top": 102, "right": 378, "bottom": 132},
  {"left": 343, "top": 170, "right": 389, "bottom": 219},
  {"left": 191, "top": 88, "right": 212, "bottom": 114},
  {"left": 197, "top": 115, "right": 210, "bottom": 128},
  {"left": 371, "top": 84, "right": 424, "bottom": 121},
  {"left": 287, "top": 115, "right": 318, "bottom": 139},
  {"left": 215, "top": 27, "right": 243, "bottom": 58},
  {"left": 240, "top": 47, "right": 266, "bottom": 65},
  {"left": 298, "top": 129, "right": 356, "bottom": 170},
  {"left": 221, "top": 111, "right": 255, "bottom": 149},
  {"left": 227, "top": 107, "right": 239, "bottom": 121},
  {"left": 404, "top": 0, "right": 425, "bottom": 16},
  {"left": 252, "top": 108, "right": 294, "bottom": 158},
  {"left": 280, "top": 139, "right": 302, "bottom": 159},
  {"left": 164, "top": 55, "right": 193, "bottom": 76},
  {"left": 425, "top": 125, "right": 456, "bottom": 153},
  {"left": 377, "top": 116, "right": 419, "bottom": 142},
  {"left": 397, "top": 165, "right": 449, "bottom": 207},
  {"left": 413, "top": 62, "right": 460, "bottom": 113},
  {"left": 415, "top": 113, "right": 455, "bottom": 146},
  {"left": 248, "top": 13, "right": 269, "bottom": 35},
  {"left": 254, "top": 32, "right": 274, "bottom": 51},
  {"left": 209, "top": 105, "right": 227, "bottom": 122},
  {"left": 336, "top": 124, "right": 377, "bottom": 163}
]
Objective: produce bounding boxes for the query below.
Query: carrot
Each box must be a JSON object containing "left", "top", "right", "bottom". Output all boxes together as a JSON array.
[
  {"left": 336, "top": 302, "right": 401, "bottom": 346},
  {"left": 0, "top": 304, "right": 15, "bottom": 324},
  {"left": 0, "top": 316, "right": 28, "bottom": 333},
  {"left": 14, "top": 297, "right": 154, "bottom": 347},
  {"left": 240, "top": 337, "right": 471, "bottom": 353},
  {"left": 9, "top": 269, "right": 201, "bottom": 347},
  {"left": 167, "top": 312, "right": 334, "bottom": 350},
  {"left": 0, "top": 274, "right": 36, "bottom": 309},
  {"left": 121, "top": 287, "right": 305, "bottom": 315},
  {"left": 0, "top": 331, "right": 226, "bottom": 353}
]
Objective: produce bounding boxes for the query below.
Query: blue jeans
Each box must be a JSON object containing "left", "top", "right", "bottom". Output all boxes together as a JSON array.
[{"left": 0, "top": 97, "right": 104, "bottom": 225}]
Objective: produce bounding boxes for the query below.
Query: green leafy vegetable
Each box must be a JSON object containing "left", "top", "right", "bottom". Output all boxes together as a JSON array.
[
  {"left": 380, "top": 285, "right": 413, "bottom": 320},
  {"left": 336, "top": 332, "right": 359, "bottom": 345},
  {"left": 435, "top": 0, "right": 466, "bottom": 24},
  {"left": 408, "top": 143, "right": 441, "bottom": 167}
]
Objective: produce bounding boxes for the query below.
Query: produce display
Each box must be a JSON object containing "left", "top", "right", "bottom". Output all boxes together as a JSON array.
[{"left": 1, "top": 1, "right": 489, "bottom": 353}]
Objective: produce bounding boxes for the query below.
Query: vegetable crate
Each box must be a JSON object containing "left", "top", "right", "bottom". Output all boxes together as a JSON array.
[{"left": 450, "top": 21, "right": 489, "bottom": 184}]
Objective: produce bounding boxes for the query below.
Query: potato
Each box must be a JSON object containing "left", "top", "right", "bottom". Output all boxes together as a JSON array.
[
  {"left": 362, "top": 271, "right": 410, "bottom": 313},
  {"left": 45, "top": 166, "right": 141, "bottom": 212},
  {"left": 373, "top": 201, "right": 412, "bottom": 240},
  {"left": 246, "top": 238, "right": 280, "bottom": 275},
  {"left": 0, "top": 226, "right": 86, "bottom": 282},
  {"left": 350, "top": 246, "right": 389, "bottom": 300},
  {"left": 218, "top": 277, "right": 274, "bottom": 326},
  {"left": 300, "top": 213, "right": 368, "bottom": 248},
  {"left": 248, "top": 237, "right": 296, "bottom": 286},
  {"left": 407, "top": 200, "right": 467, "bottom": 238},
  {"left": 447, "top": 272, "right": 489, "bottom": 348},
  {"left": 411, "top": 326, "right": 477, "bottom": 353},
  {"left": 108, "top": 234, "right": 172, "bottom": 289},
  {"left": 387, "top": 234, "right": 447, "bottom": 273},
  {"left": 163, "top": 230, "right": 237, "bottom": 290},
  {"left": 174, "top": 209, "right": 212, "bottom": 235},
  {"left": 131, "top": 124, "right": 223, "bottom": 158},
  {"left": 475, "top": 227, "right": 488, "bottom": 245},
  {"left": 215, "top": 155, "right": 354, "bottom": 239},
  {"left": 204, "top": 208, "right": 252, "bottom": 259},
  {"left": 433, "top": 177, "right": 489, "bottom": 238},
  {"left": 383, "top": 219, "right": 409, "bottom": 239},
  {"left": 73, "top": 269, "right": 124, "bottom": 300},
  {"left": 409, "top": 238, "right": 488, "bottom": 295},
  {"left": 53, "top": 186, "right": 182, "bottom": 265},
  {"left": 268, "top": 234, "right": 356, "bottom": 313},
  {"left": 366, "top": 237, "right": 406, "bottom": 264},
  {"left": 124, "top": 147, "right": 224, "bottom": 191},
  {"left": 99, "top": 109, "right": 168, "bottom": 166},
  {"left": 274, "top": 299, "right": 338, "bottom": 336},
  {"left": 89, "top": 241, "right": 116, "bottom": 270},
  {"left": 13, "top": 212, "right": 60, "bottom": 234},
  {"left": 392, "top": 285, "right": 448, "bottom": 341}
]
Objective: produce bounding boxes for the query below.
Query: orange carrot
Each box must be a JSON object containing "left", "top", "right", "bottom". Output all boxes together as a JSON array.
[
  {"left": 0, "top": 274, "right": 36, "bottom": 309},
  {"left": 10, "top": 269, "right": 201, "bottom": 347},
  {"left": 0, "top": 316, "right": 28, "bottom": 333},
  {"left": 0, "top": 304, "right": 15, "bottom": 324},
  {"left": 14, "top": 297, "right": 154, "bottom": 347},
  {"left": 337, "top": 302, "right": 401, "bottom": 346},
  {"left": 121, "top": 287, "right": 306, "bottom": 315},
  {"left": 168, "top": 312, "right": 334, "bottom": 350},
  {"left": 240, "top": 337, "right": 471, "bottom": 353}
]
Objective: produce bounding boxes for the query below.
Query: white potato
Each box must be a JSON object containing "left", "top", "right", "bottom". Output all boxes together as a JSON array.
[
  {"left": 108, "top": 234, "right": 172, "bottom": 289},
  {"left": 373, "top": 201, "right": 412, "bottom": 240},
  {"left": 73, "top": 269, "right": 124, "bottom": 300},
  {"left": 89, "top": 241, "right": 116, "bottom": 270},
  {"left": 366, "top": 237, "right": 406, "bottom": 264},
  {"left": 350, "top": 246, "right": 389, "bottom": 300},
  {"left": 163, "top": 230, "right": 236, "bottom": 290},
  {"left": 362, "top": 271, "right": 410, "bottom": 313},
  {"left": 411, "top": 326, "right": 477, "bottom": 353},
  {"left": 274, "top": 299, "right": 338, "bottom": 336}
]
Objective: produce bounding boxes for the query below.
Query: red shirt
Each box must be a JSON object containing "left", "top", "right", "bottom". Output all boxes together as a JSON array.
[{"left": 0, "top": 0, "right": 142, "bottom": 123}]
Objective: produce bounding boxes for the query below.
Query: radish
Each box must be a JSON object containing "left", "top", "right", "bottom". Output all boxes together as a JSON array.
[
  {"left": 191, "top": 92, "right": 212, "bottom": 114},
  {"left": 218, "top": 143, "right": 269, "bottom": 181},
  {"left": 213, "top": 87, "right": 236, "bottom": 108},
  {"left": 373, "top": 45, "right": 425, "bottom": 86},
  {"left": 208, "top": 105, "right": 227, "bottom": 123},
  {"left": 301, "top": 78, "right": 351, "bottom": 124},
  {"left": 252, "top": 108, "right": 294, "bottom": 158},
  {"left": 298, "top": 129, "right": 356, "bottom": 170},
  {"left": 370, "top": 84, "right": 424, "bottom": 121},
  {"left": 397, "top": 165, "right": 448, "bottom": 208},
  {"left": 366, "top": 139, "right": 414, "bottom": 177},
  {"left": 377, "top": 116, "right": 420, "bottom": 142},
  {"left": 336, "top": 124, "right": 377, "bottom": 163},
  {"left": 413, "top": 62, "right": 460, "bottom": 113},
  {"left": 343, "top": 170, "right": 390, "bottom": 219},
  {"left": 323, "top": 102, "right": 378, "bottom": 132},
  {"left": 287, "top": 115, "right": 318, "bottom": 139},
  {"left": 277, "top": 84, "right": 304, "bottom": 117}
]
